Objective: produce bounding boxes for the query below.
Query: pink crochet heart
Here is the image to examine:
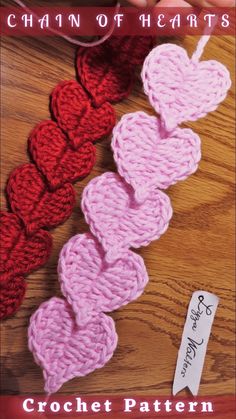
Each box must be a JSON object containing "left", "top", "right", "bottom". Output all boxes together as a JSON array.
[
  {"left": 112, "top": 111, "right": 201, "bottom": 203},
  {"left": 142, "top": 44, "right": 231, "bottom": 132},
  {"left": 81, "top": 172, "right": 172, "bottom": 263},
  {"left": 28, "top": 297, "right": 117, "bottom": 394},
  {"left": 58, "top": 232, "right": 149, "bottom": 326}
]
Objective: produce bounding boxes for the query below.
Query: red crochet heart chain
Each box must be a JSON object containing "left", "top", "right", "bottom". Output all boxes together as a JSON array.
[{"left": 0, "top": 36, "right": 153, "bottom": 320}]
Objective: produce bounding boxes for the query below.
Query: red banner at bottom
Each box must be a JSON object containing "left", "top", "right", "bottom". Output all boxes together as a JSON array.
[{"left": 0, "top": 395, "right": 235, "bottom": 419}]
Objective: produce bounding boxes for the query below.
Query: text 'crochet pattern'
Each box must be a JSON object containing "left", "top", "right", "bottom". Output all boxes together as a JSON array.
[
  {"left": 0, "top": 36, "right": 153, "bottom": 320},
  {"left": 28, "top": 35, "right": 231, "bottom": 394}
]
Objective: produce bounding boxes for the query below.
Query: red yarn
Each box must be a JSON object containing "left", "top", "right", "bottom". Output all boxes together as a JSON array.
[
  {"left": 77, "top": 44, "right": 134, "bottom": 107},
  {"left": 77, "top": 36, "right": 154, "bottom": 107},
  {"left": 29, "top": 121, "right": 96, "bottom": 190},
  {"left": 0, "top": 212, "right": 52, "bottom": 286},
  {"left": 7, "top": 164, "right": 76, "bottom": 236},
  {"left": 0, "top": 276, "right": 26, "bottom": 320},
  {"left": 108, "top": 36, "right": 154, "bottom": 66},
  {"left": 1, "top": 36, "right": 153, "bottom": 319},
  {"left": 51, "top": 80, "right": 116, "bottom": 149}
]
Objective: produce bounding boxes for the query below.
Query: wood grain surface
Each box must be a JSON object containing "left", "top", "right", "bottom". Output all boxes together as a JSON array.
[{"left": 0, "top": 3, "right": 235, "bottom": 397}]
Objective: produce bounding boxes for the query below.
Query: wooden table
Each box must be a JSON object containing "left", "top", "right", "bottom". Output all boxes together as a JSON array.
[{"left": 1, "top": 21, "right": 235, "bottom": 397}]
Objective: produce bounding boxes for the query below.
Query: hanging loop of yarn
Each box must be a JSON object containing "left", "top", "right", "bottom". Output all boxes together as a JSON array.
[
  {"left": 192, "top": 18, "right": 219, "bottom": 63},
  {"left": 191, "top": 34, "right": 211, "bottom": 62},
  {"left": 1, "top": 35, "right": 153, "bottom": 319},
  {"left": 11, "top": 0, "right": 121, "bottom": 47},
  {"left": 28, "top": 34, "right": 231, "bottom": 394}
]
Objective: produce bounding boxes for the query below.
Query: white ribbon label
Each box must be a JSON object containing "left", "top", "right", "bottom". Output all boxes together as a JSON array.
[{"left": 173, "top": 290, "right": 219, "bottom": 396}]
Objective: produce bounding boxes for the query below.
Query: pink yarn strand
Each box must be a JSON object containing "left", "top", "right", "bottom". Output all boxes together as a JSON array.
[
  {"left": 191, "top": 17, "right": 218, "bottom": 62},
  {"left": 10, "top": 0, "right": 120, "bottom": 47}
]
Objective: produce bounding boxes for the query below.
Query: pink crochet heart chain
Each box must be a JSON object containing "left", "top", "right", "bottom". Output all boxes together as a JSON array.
[{"left": 28, "top": 35, "right": 231, "bottom": 394}]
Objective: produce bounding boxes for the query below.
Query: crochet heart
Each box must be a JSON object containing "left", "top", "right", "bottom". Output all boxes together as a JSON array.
[
  {"left": 51, "top": 80, "right": 116, "bottom": 149},
  {"left": 7, "top": 164, "right": 75, "bottom": 235},
  {"left": 0, "top": 212, "right": 52, "bottom": 285},
  {"left": 0, "top": 276, "right": 26, "bottom": 320},
  {"left": 29, "top": 120, "right": 96, "bottom": 190},
  {"left": 112, "top": 112, "right": 201, "bottom": 202},
  {"left": 28, "top": 297, "right": 118, "bottom": 394},
  {"left": 142, "top": 44, "right": 231, "bottom": 132},
  {"left": 81, "top": 172, "right": 173, "bottom": 263},
  {"left": 77, "top": 44, "right": 134, "bottom": 107},
  {"left": 58, "top": 232, "right": 149, "bottom": 327},
  {"left": 108, "top": 36, "right": 154, "bottom": 66}
]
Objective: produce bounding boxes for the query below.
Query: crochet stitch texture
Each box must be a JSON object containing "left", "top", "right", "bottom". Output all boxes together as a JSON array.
[
  {"left": 0, "top": 36, "right": 153, "bottom": 320},
  {"left": 28, "top": 35, "right": 231, "bottom": 394},
  {"left": 58, "top": 232, "right": 149, "bottom": 327},
  {"left": 29, "top": 297, "right": 117, "bottom": 394}
]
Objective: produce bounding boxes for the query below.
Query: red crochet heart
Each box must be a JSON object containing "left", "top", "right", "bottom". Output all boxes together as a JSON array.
[
  {"left": 29, "top": 120, "right": 96, "bottom": 190},
  {"left": 0, "top": 276, "right": 26, "bottom": 320},
  {"left": 108, "top": 36, "right": 154, "bottom": 66},
  {"left": 7, "top": 164, "right": 75, "bottom": 235},
  {"left": 51, "top": 80, "right": 116, "bottom": 149},
  {"left": 77, "top": 45, "right": 134, "bottom": 107},
  {"left": 0, "top": 212, "right": 52, "bottom": 285}
]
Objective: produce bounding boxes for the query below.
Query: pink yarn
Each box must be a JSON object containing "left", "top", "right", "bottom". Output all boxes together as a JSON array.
[
  {"left": 112, "top": 111, "right": 201, "bottom": 203},
  {"left": 58, "top": 232, "right": 149, "bottom": 327},
  {"left": 81, "top": 172, "right": 172, "bottom": 263},
  {"left": 142, "top": 43, "right": 231, "bottom": 132},
  {"left": 28, "top": 35, "right": 231, "bottom": 394},
  {"left": 28, "top": 297, "right": 117, "bottom": 394}
]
